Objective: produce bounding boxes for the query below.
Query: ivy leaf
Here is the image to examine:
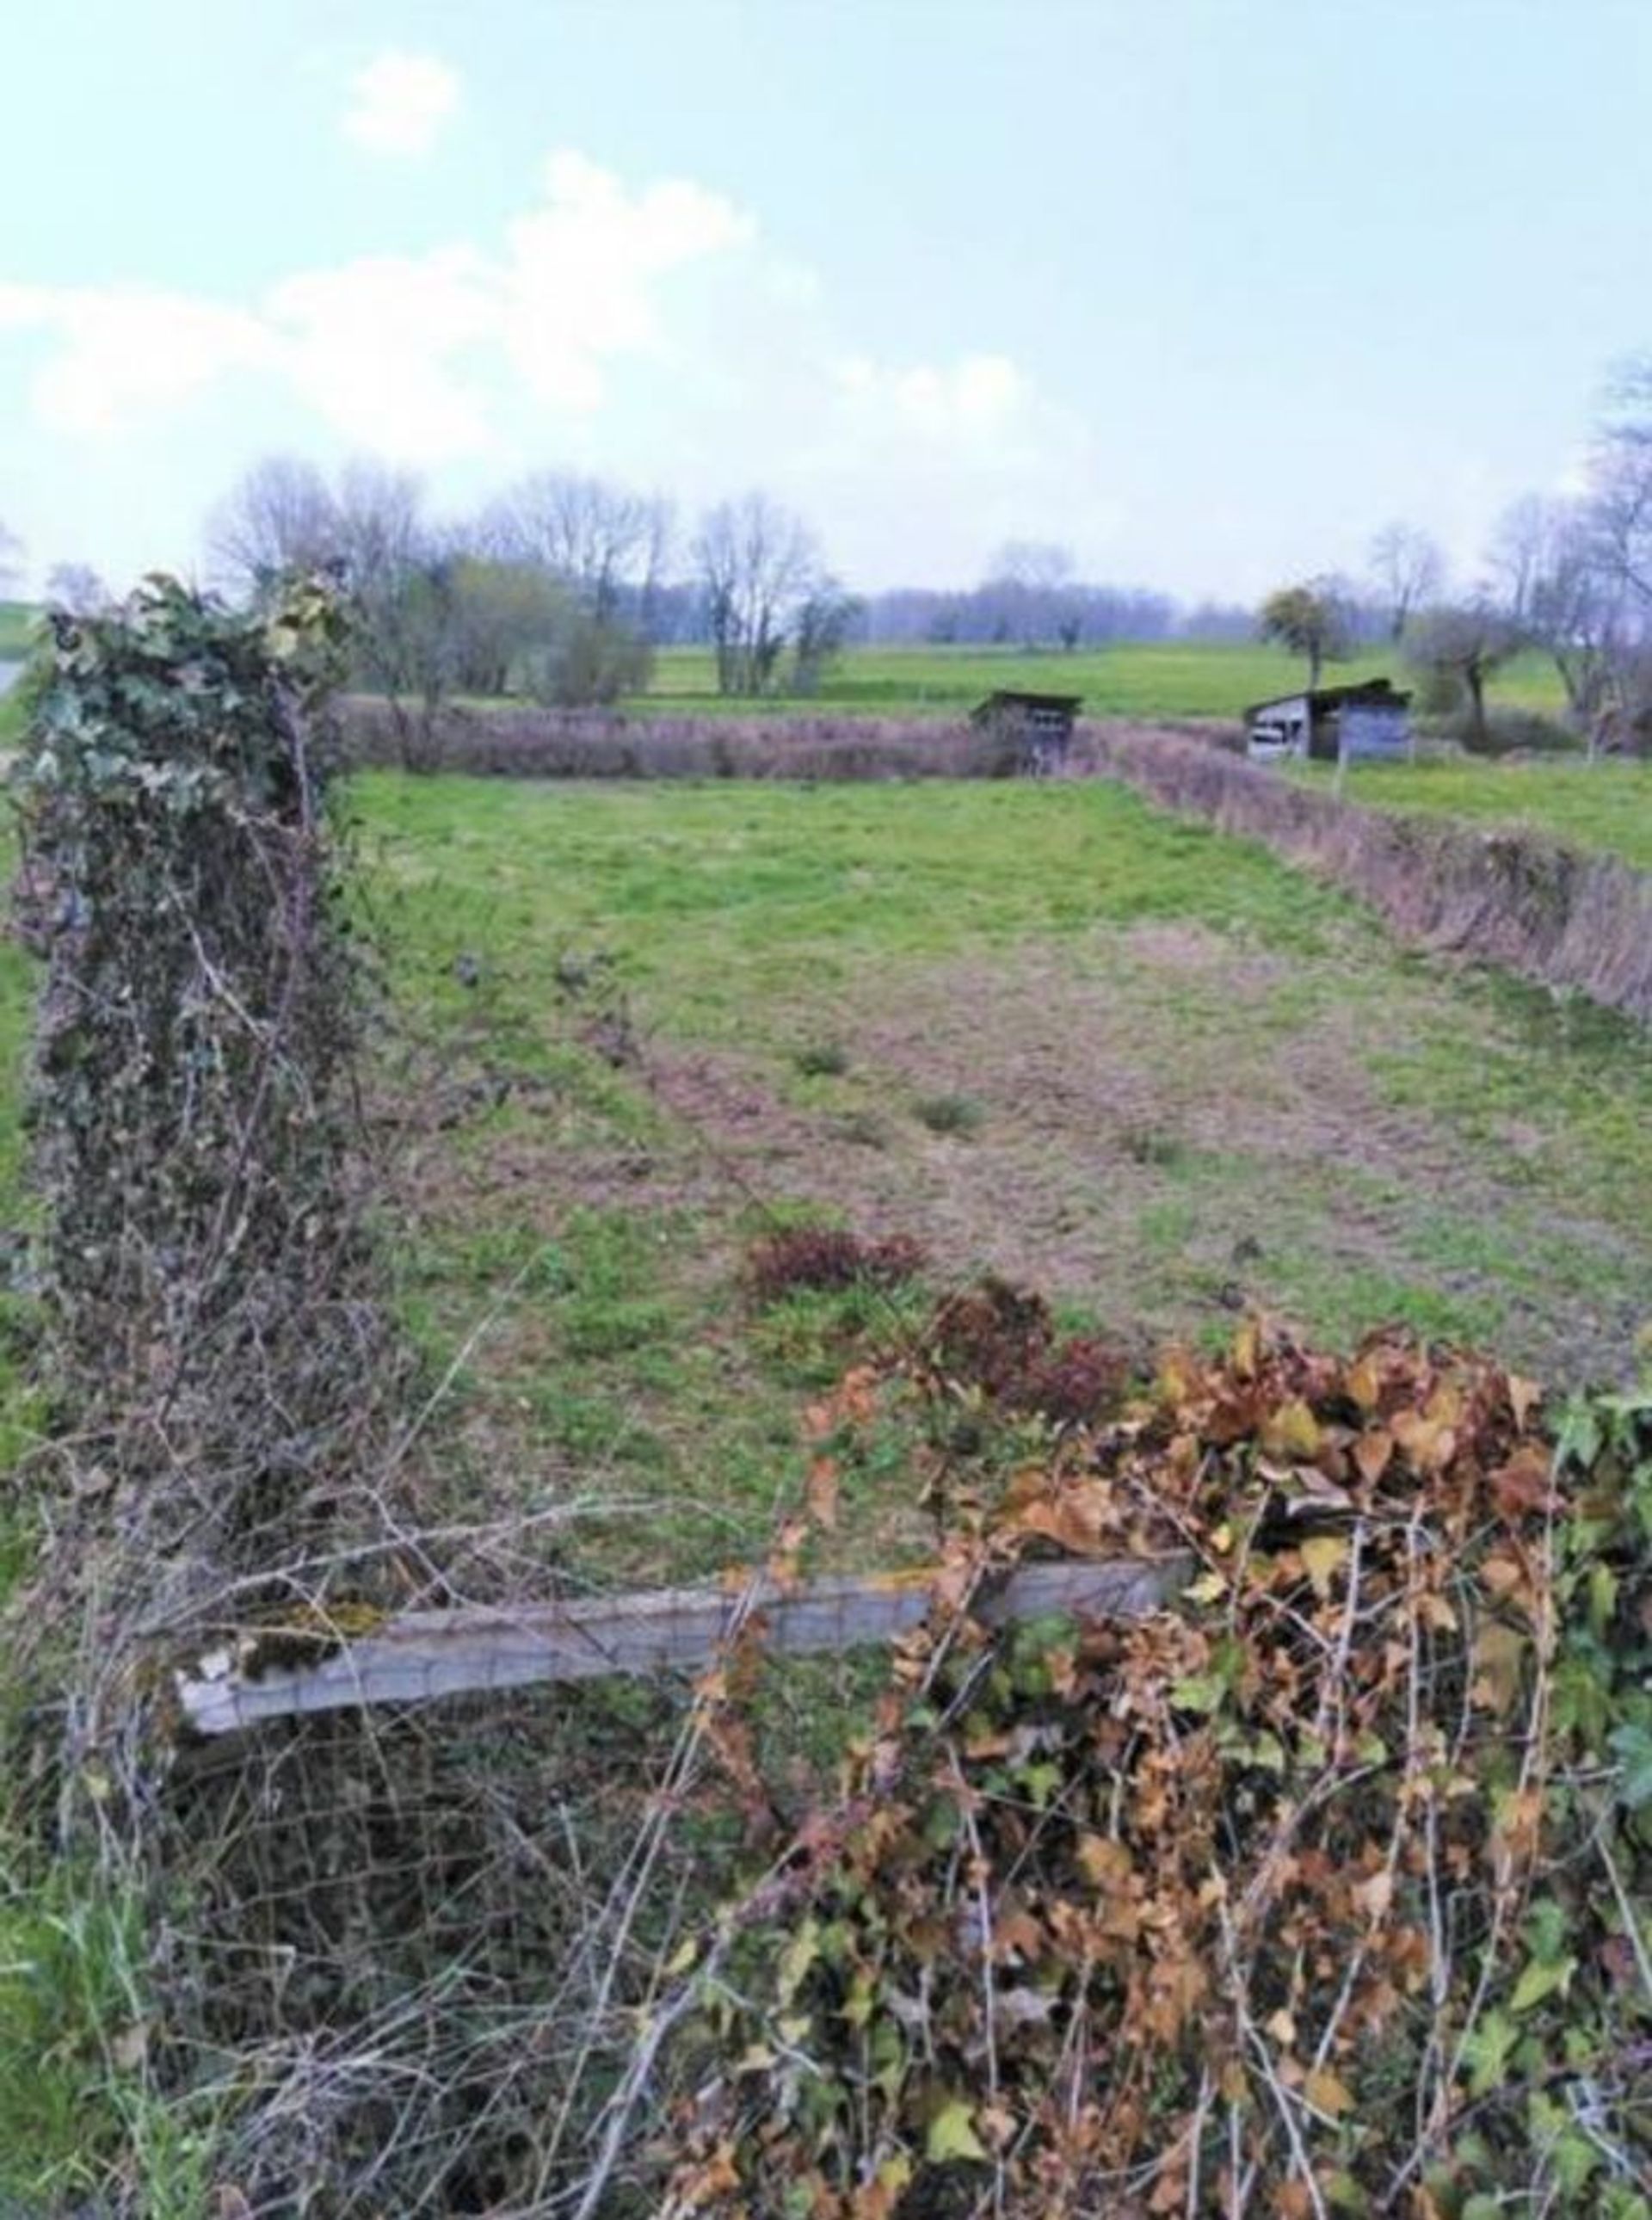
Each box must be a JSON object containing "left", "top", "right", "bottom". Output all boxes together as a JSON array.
[
  {"left": 1460, "top": 2009, "right": 1519, "bottom": 2097},
  {"left": 926, "top": 2097, "right": 988, "bottom": 2164},
  {"left": 1509, "top": 1954, "right": 1575, "bottom": 2013},
  {"left": 1609, "top": 1721, "right": 1652, "bottom": 1810}
]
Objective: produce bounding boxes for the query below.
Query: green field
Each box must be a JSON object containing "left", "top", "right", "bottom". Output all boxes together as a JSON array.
[
  {"left": 354, "top": 771, "right": 1651, "bottom": 1585},
  {"left": 638, "top": 638, "right": 1569, "bottom": 720},
  {"left": 1291, "top": 755, "right": 1652, "bottom": 873},
  {"left": 0, "top": 602, "right": 38, "bottom": 660},
  {"left": 2, "top": 756, "right": 1648, "bottom": 2206}
]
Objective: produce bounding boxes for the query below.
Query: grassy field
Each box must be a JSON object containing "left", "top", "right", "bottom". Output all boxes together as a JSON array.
[
  {"left": 638, "top": 638, "right": 1569, "bottom": 719},
  {"left": 354, "top": 771, "right": 1651, "bottom": 1588},
  {"left": 0, "top": 758, "right": 1646, "bottom": 2205},
  {"left": 0, "top": 602, "right": 38, "bottom": 660},
  {"left": 1291, "top": 755, "right": 1652, "bottom": 872}
]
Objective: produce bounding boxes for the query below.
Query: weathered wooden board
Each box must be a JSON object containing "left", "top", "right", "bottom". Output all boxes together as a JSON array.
[{"left": 176, "top": 1555, "right": 1185, "bottom": 1738}]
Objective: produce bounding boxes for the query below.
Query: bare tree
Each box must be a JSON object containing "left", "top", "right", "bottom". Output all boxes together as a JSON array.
[
  {"left": 1405, "top": 597, "right": 1522, "bottom": 750},
  {"left": 485, "top": 472, "right": 662, "bottom": 623},
  {"left": 207, "top": 457, "right": 339, "bottom": 596},
  {"left": 1591, "top": 357, "right": 1652, "bottom": 610},
  {"left": 789, "top": 582, "right": 861, "bottom": 696},
  {"left": 693, "top": 493, "right": 822, "bottom": 696},
  {"left": 1367, "top": 522, "right": 1445, "bottom": 641},
  {"left": 1489, "top": 495, "right": 1625, "bottom": 733},
  {"left": 45, "top": 562, "right": 112, "bottom": 617}
]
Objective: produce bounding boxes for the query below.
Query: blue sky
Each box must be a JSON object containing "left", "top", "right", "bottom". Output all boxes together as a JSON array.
[{"left": 3, "top": 0, "right": 1650, "bottom": 601}]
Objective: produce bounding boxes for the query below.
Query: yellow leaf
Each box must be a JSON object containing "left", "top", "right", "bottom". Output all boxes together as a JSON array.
[
  {"left": 1232, "top": 1318, "right": 1261, "bottom": 1379},
  {"left": 1184, "top": 1569, "right": 1228, "bottom": 1605},
  {"left": 1347, "top": 1356, "right": 1380, "bottom": 1412},
  {"left": 1303, "top": 2066, "right": 1355, "bottom": 2118},
  {"left": 1353, "top": 1427, "right": 1393, "bottom": 1486},
  {"left": 927, "top": 2097, "right": 989, "bottom": 2164},
  {"left": 1301, "top": 1534, "right": 1348, "bottom": 1601},
  {"left": 1264, "top": 1399, "right": 1322, "bottom": 1459}
]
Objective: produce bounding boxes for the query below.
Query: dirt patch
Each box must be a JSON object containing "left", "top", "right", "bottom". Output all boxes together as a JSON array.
[{"left": 405, "top": 922, "right": 1644, "bottom": 1386}]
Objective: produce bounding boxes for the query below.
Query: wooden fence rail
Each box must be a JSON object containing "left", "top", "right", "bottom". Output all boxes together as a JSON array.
[{"left": 176, "top": 1555, "right": 1186, "bottom": 1738}]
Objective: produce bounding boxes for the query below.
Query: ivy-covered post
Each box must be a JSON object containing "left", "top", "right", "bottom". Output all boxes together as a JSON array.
[{"left": 11, "top": 574, "right": 383, "bottom": 1568}]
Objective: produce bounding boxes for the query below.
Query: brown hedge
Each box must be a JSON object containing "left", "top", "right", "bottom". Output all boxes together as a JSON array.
[{"left": 1088, "top": 723, "right": 1652, "bottom": 1022}]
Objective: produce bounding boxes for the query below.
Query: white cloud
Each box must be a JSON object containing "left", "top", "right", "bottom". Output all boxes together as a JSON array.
[
  {"left": 0, "top": 282, "right": 270, "bottom": 433},
  {"left": 268, "top": 250, "right": 496, "bottom": 457},
  {"left": 342, "top": 51, "right": 460, "bottom": 158},
  {"left": 502, "top": 152, "right": 755, "bottom": 405},
  {"left": 0, "top": 155, "right": 755, "bottom": 462},
  {"left": 0, "top": 149, "right": 1099, "bottom": 589},
  {"left": 833, "top": 351, "right": 1028, "bottom": 441}
]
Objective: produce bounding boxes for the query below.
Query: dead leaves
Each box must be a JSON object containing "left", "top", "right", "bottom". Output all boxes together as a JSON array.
[{"left": 666, "top": 1319, "right": 1632, "bottom": 2217}]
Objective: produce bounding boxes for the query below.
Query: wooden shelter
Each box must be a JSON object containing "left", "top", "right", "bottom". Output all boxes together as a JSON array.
[
  {"left": 1245, "top": 679, "right": 1412, "bottom": 765},
  {"left": 971, "top": 689, "right": 1083, "bottom": 776}
]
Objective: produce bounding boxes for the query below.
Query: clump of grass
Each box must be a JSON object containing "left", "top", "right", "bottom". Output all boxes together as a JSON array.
[
  {"left": 793, "top": 1040, "right": 850, "bottom": 1077},
  {"left": 831, "top": 1110, "right": 889, "bottom": 1150},
  {"left": 746, "top": 1226, "right": 926, "bottom": 1304},
  {"left": 914, "top": 1092, "right": 985, "bottom": 1138},
  {"left": 1121, "top": 1122, "right": 1186, "bottom": 1169}
]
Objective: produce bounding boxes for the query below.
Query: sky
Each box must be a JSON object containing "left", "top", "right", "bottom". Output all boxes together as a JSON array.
[{"left": 3, "top": 0, "right": 1650, "bottom": 605}]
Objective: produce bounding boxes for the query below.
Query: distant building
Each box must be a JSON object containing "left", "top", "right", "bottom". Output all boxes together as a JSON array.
[
  {"left": 1245, "top": 679, "right": 1411, "bottom": 765},
  {"left": 970, "top": 689, "right": 1084, "bottom": 776}
]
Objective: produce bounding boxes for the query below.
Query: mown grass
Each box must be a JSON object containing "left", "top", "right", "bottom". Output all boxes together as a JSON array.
[
  {"left": 1291, "top": 754, "right": 1652, "bottom": 872},
  {"left": 638, "top": 638, "right": 1568, "bottom": 720}
]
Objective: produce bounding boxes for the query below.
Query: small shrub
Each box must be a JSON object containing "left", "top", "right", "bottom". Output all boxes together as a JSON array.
[
  {"left": 830, "top": 1111, "right": 889, "bottom": 1150},
  {"left": 1020, "top": 1331, "right": 1134, "bottom": 1424},
  {"left": 922, "top": 1276, "right": 1053, "bottom": 1397},
  {"left": 1121, "top": 1122, "right": 1185, "bottom": 1168},
  {"left": 914, "top": 1092, "right": 985, "bottom": 1138},
  {"left": 745, "top": 1226, "right": 926, "bottom": 1304},
  {"left": 792, "top": 1040, "right": 850, "bottom": 1077}
]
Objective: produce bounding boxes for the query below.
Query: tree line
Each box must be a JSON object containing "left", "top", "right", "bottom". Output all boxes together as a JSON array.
[
  {"left": 1260, "top": 362, "right": 1652, "bottom": 754},
  {"left": 8, "top": 355, "right": 1652, "bottom": 755}
]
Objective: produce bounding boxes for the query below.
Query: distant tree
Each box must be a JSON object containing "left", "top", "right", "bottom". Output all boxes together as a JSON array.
[
  {"left": 445, "top": 557, "right": 570, "bottom": 696},
  {"left": 1367, "top": 522, "right": 1445, "bottom": 641},
  {"left": 0, "top": 521, "right": 22, "bottom": 595},
  {"left": 45, "top": 562, "right": 112, "bottom": 618},
  {"left": 484, "top": 471, "right": 667, "bottom": 625},
  {"left": 1489, "top": 495, "right": 1624, "bottom": 731},
  {"left": 983, "top": 540, "right": 1076, "bottom": 648},
  {"left": 521, "top": 607, "right": 654, "bottom": 707},
  {"left": 789, "top": 583, "right": 861, "bottom": 696},
  {"left": 1404, "top": 598, "right": 1522, "bottom": 749},
  {"left": 1180, "top": 601, "right": 1254, "bottom": 642},
  {"left": 207, "top": 456, "right": 339, "bottom": 597},
  {"left": 1257, "top": 578, "right": 1354, "bottom": 688},
  {"left": 693, "top": 492, "right": 822, "bottom": 696},
  {"left": 1590, "top": 357, "right": 1652, "bottom": 611}
]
